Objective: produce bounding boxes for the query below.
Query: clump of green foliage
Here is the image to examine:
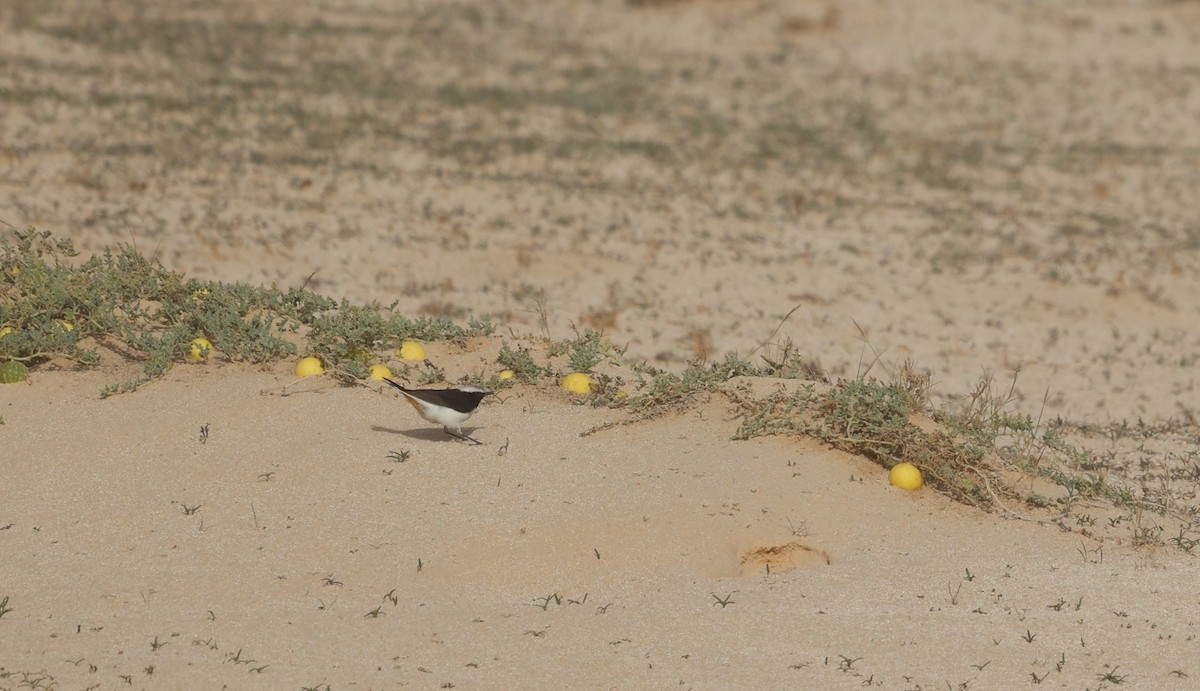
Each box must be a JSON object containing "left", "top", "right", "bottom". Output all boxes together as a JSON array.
[
  {"left": 731, "top": 362, "right": 1159, "bottom": 515},
  {"left": 0, "top": 228, "right": 492, "bottom": 394},
  {"left": 730, "top": 363, "right": 1020, "bottom": 507},
  {"left": 495, "top": 328, "right": 632, "bottom": 400},
  {"left": 305, "top": 301, "right": 491, "bottom": 379},
  {"left": 813, "top": 377, "right": 998, "bottom": 506},
  {"left": 627, "top": 353, "right": 765, "bottom": 416},
  {"left": 496, "top": 341, "right": 553, "bottom": 383},
  {"left": 548, "top": 328, "right": 626, "bottom": 372}
]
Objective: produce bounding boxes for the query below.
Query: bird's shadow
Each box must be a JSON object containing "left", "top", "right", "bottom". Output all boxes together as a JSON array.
[{"left": 371, "top": 425, "right": 481, "bottom": 443}]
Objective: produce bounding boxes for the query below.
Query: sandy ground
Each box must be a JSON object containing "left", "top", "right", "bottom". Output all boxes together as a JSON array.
[{"left": 3, "top": 0, "right": 1200, "bottom": 688}]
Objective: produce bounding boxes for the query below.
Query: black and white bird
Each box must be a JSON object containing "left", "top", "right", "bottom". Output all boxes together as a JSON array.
[{"left": 383, "top": 378, "right": 493, "bottom": 445}]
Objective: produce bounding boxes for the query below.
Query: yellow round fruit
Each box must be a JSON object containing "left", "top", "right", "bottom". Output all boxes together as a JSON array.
[
  {"left": 889, "top": 462, "right": 923, "bottom": 490},
  {"left": 295, "top": 356, "right": 325, "bottom": 377},
  {"left": 560, "top": 372, "right": 593, "bottom": 394},
  {"left": 186, "top": 337, "right": 214, "bottom": 362},
  {"left": 498, "top": 369, "right": 515, "bottom": 381},
  {"left": 397, "top": 341, "right": 426, "bottom": 361},
  {"left": 56, "top": 320, "right": 74, "bottom": 331},
  {"left": 368, "top": 364, "right": 393, "bottom": 380},
  {"left": 0, "top": 326, "right": 12, "bottom": 339}
]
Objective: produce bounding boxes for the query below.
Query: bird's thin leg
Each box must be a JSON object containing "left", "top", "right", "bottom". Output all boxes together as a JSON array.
[{"left": 444, "top": 427, "right": 483, "bottom": 445}]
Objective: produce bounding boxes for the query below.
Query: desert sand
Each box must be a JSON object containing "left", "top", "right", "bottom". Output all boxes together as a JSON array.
[{"left": 3, "top": 0, "right": 1200, "bottom": 689}]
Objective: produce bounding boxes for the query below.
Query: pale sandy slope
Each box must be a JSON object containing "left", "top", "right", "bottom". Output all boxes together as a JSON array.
[{"left": 2, "top": 356, "right": 1197, "bottom": 689}]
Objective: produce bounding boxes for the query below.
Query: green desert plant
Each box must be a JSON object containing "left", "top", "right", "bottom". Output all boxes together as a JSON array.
[
  {"left": 497, "top": 341, "right": 553, "bottom": 383},
  {"left": 548, "top": 328, "right": 626, "bottom": 373},
  {"left": 628, "top": 352, "right": 764, "bottom": 417},
  {"left": 0, "top": 228, "right": 488, "bottom": 394}
]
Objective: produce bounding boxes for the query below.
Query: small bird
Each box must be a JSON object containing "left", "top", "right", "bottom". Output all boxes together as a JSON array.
[{"left": 383, "top": 378, "right": 493, "bottom": 445}]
